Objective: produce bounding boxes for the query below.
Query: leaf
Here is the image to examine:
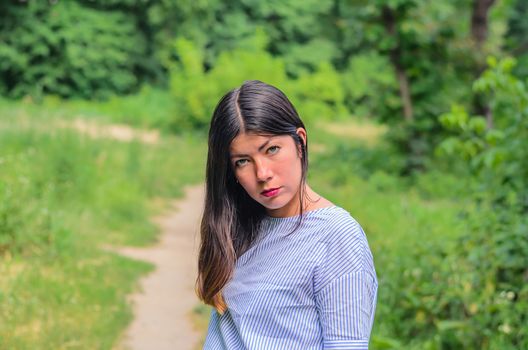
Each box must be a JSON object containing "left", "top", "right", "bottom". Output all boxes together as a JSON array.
[{"left": 435, "top": 320, "right": 468, "bottom": 331}]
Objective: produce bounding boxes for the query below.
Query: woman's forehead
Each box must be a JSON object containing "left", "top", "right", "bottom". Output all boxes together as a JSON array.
[{"left": 229, "top": 133, "right": 288, "bottom": 154}]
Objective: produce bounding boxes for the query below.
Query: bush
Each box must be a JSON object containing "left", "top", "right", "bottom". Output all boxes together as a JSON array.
[
  {"left": 341, "top": 51, "right": 399, "bottom": 119},
  {"left": 429, "top": 56, "right": 528, "bottom": 348},
  {"left": 0, "top": 1, "right": 146, "bottom": 99},
  {"left": 167, "top": 29, "right": 349, "bottom": 132}
]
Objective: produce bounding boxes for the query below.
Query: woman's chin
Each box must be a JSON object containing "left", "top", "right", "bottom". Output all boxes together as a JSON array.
[{"left": 260, "top": 199, "right": 292, "bottom": 212}]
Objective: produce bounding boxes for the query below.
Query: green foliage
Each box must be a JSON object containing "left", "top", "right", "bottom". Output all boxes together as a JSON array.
[
  {"left": 504, "top": 0, "right": 528, "bottom": 79},
  {"left": 430, "top": 57, "right": 528, "bottom": 348},
  {"left": 0, "top": 1, "right": 146, "bottom": 99},
  {"left": 341, "top": 51, "right": 398, "bottom": 118},
  {"left": 167, "top": 30, "right": 287, "bottom": 130},
  {"left": 314, "top": 141, "right": 406, "bottom": 184},
  {"left": 168, "top": 30, "right": 349, "bottom": 132},
  {"left": 438, "top": 56, "right": 528, "bottom": 204},
  {"left": 341, "top": 0, "right": 501, "bottom": 172},
  {"left": 295, "top": 62, "right": 350, "bottom": 122},
  {"left": 138, "top": 0, "right": 341, "bottom": 79},
  {"left": 229, "top": 0, "right": 339, "bottom": 77},
  {"left": 281, "top": 38, "right": 340, "bottom": 77}
]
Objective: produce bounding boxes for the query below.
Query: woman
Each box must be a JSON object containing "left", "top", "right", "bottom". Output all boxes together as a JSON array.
[{"left": 197, "top": 80, "right": 378, "bottom": 349}]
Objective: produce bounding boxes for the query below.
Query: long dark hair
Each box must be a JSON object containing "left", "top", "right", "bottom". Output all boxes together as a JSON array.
[{"left": 196, "top": 80, "right": 310, "bottom": 314}]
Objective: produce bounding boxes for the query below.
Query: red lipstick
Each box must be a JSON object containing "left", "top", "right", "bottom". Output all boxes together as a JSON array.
[{"left": 261, "top": 187, "right": 281, "bottom": 197}]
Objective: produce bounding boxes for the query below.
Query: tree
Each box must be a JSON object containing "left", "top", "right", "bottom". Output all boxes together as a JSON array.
[{"left": 471, "top": 0, "right": 498, "bottom": 128}]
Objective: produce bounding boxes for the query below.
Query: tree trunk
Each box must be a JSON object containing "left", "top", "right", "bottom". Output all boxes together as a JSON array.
[
  {"left": 382, "top": 5, "right": 414, "bottom": 122},
  {"left": 471, "top": 0, "right": 496, "bottom": 129},
  {"left": 471, "top": 0, "right": 496, "bottom": 48},
  {"left": 395, "top": 62, "right": 414, "bottom": 122}
]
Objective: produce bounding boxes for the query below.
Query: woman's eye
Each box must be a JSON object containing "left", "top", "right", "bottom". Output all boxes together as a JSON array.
[
  {"left": 235, "top": 159, "right": 248, "bottom": 167},
  {"left": 268, "top": 146, "right": 280, "bottom": 154}
]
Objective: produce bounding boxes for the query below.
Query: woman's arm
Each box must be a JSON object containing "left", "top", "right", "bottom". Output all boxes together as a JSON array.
[
  {"left": 315, "top": 269, "right": 378, "bottom": 349},
  {"left": 313, "top": 217, "right": 378, "bottom": 349}
]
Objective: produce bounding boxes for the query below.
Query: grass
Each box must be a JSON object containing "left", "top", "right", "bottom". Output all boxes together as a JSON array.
[
  {"left": 2, "top": 87, "right": 179, "bottom": 134},
  {"left": 314, "top": 118, "right": 387, "bottom": 147},
  {"left": 1, "top": 248, "right": 153, "bottom": 349},
  {"left": 0, "top": 102, "right": 207, "bottom": 349}
]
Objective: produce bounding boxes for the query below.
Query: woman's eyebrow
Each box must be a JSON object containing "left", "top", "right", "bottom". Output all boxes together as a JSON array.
[{"left": 230, "top": 137, "right": 277, "bottom": 158}]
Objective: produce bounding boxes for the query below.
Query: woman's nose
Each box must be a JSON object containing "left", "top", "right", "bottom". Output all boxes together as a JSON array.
[{"left": 255, "top": 159, "right": 273, "bottom": 182}]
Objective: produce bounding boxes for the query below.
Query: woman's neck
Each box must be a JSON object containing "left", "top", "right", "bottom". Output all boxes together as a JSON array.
[{"left": 265, "top": 184, "right": 334, "bottom": 218}]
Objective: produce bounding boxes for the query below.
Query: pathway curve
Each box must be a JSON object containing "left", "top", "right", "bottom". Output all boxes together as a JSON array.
[{"left": 111, "top": 183, "right": 205, "bottom": 350}]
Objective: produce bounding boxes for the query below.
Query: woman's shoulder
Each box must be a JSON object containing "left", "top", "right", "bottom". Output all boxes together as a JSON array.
[
  {"left": 316, "top": 205, "right": 366, "bottom": 245},
  {"left": 312, "top": 205, "right": 376, "bottom": 293},
  {"left": 317, "top": 205, "right": 373, "bottom": 264}
]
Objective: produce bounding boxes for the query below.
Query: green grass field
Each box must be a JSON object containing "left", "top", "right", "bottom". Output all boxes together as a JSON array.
[{"left": 0, "top": 103, "right": 206, "bottom": 349}]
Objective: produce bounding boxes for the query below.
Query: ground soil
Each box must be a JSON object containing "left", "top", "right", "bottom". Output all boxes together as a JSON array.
[{"left": 110, "top": 184, "right": 205, "bottom": 350}]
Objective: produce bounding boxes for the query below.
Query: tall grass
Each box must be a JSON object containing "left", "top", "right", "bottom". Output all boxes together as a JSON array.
[{"left": 0, "top": 108, "right": 206, "bottom": 349}]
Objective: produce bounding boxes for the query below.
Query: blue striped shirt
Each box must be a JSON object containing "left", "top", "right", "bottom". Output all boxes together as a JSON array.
[{"left": 203, "top": 205, "right": 378, "bottom": 349}]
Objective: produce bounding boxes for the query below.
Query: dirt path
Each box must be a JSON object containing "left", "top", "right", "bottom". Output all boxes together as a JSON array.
[
  {"left": 52, "top": 116, "right": 207, "bottom": 348},
  {"left": 110, "top": 183, "right": 205, "bottom": 350},
  {"left": 61, "top": 117, "right": 160, "bottom": 144}
]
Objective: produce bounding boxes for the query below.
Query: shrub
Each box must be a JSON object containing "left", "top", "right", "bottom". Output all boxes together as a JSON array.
[
  {"left": 167, "top": 29, "right": 349, "bottom": 132},
  {"left": 0, "top": 1, "right": 146, "bottom": 99},
  {"left": 428, "top": 56, "right": 528, "bottom": 348}
]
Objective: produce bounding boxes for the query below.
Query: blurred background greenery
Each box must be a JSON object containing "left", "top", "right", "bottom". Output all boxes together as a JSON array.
[{"left": 0, "top": 0, "right": 526, "bottom": 349}]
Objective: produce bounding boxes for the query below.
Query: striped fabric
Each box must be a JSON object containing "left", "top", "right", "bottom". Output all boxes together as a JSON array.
[{"left": 203, "top": 205, "right": 378, "bottom": 349}]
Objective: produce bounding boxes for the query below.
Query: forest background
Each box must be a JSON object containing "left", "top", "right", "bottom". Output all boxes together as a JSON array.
[{"left": 0, "top": 0, "right": 526, "bottom": 349}]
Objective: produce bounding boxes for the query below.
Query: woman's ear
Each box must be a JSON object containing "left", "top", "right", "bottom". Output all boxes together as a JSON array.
[{"left": 296, "top": 128, "right": 307, "bottom": 158}]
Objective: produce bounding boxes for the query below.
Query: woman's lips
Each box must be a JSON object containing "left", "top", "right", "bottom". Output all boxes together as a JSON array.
[{"left": 261, "top": 187, "right": 281, "bottom": 197}]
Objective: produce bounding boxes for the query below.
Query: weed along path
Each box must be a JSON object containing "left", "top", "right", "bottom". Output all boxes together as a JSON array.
[{"left": 110, "top": 183, "right": 205, "bottom": 350}]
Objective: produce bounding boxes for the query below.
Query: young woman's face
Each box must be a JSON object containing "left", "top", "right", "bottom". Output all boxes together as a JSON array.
[{"left": 229, "top": 128, "right": 307, "bottom": 218}]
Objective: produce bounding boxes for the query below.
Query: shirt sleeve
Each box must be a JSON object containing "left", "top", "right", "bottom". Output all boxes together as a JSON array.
[
  {"left": 313, "top": 217, "right": 378, "bottom": 349},
  {"left": 315, "top": 269, "right": 378, "bottom": 349}
]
